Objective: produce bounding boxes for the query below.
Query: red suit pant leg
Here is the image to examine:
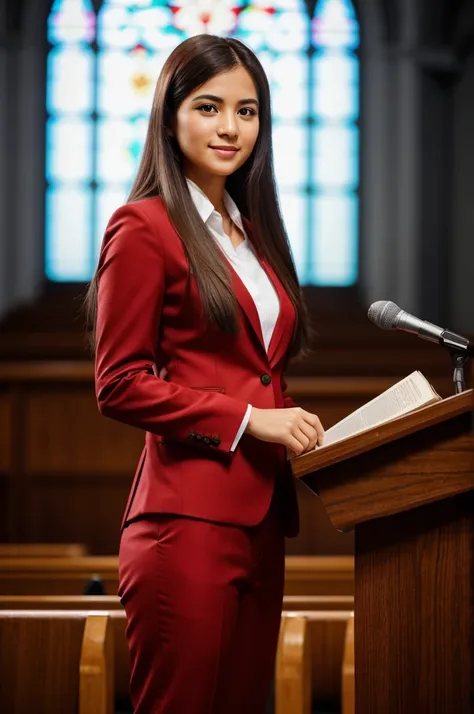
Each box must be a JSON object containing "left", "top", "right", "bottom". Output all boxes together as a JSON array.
[{"left": 118, "top": 490, "right": 285, "bottom": 714}]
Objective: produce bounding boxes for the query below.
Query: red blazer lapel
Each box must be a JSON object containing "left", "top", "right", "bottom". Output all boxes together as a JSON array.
[
  {"left": 233, "top": 217, "right": 295, "bottom": 368},
  {"left": 260, "top": 255, "right": 294, "bottom": 367},
  {"left": 226, "top": 263, "right": 267, "bottom": 355}
]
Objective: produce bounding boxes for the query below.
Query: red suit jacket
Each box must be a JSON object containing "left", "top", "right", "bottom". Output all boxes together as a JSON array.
[{"left": 94, "top": 197, "right": 299, "bottom": 536}]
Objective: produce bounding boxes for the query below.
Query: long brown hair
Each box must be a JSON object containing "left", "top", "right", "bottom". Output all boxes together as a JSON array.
[{"left": 84, "top": 34, "right": 315, "bottom": 361}]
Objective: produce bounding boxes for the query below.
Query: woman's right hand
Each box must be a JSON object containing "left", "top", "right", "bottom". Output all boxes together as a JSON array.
[{"left": 245, "top": 406, "right": 324, "bottom": 456}]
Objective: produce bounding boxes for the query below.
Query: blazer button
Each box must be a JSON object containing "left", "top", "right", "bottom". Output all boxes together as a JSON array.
[
  {"left": 195, "top": 434, "right": 203, "bottom": 441},
  {"left": 211, "top": 436, "right": 221, "bottom": 447},
  {"left": 260, "top": 373, "right": 271, "bottom": 386},
  {"left": 188, "top": 432, "right": 196, "bottom": 440},
  {"left": 203, "top": 436, "right": 211, "bottom": 446}
]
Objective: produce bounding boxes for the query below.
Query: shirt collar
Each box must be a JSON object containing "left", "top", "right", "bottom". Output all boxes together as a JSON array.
[{"left": 185, "top": 177, "right": 245, "bottom": 233}]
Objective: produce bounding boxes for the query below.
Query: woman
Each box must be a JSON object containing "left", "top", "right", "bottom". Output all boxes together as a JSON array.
[{"left": 88, "top": 33, "right": 324, "bottom": 714}]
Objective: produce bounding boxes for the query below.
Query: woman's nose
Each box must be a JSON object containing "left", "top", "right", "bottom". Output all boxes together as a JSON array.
[{"left": 217, "top": 112, "right": 238, "bottom": 137}]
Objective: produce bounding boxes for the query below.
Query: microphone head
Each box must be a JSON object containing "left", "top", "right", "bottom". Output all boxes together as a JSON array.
[{"left": 367, "top": 300, "right": 402, "bottom": 330}]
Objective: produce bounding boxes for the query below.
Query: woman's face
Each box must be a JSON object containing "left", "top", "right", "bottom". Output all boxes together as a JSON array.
[{"left": 172, "top": 65, "right": 260, "bottom": 182}]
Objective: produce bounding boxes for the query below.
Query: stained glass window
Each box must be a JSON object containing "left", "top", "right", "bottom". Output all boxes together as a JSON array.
[{"left": 45, "top": 0, "right": 359, "bottom": 285}]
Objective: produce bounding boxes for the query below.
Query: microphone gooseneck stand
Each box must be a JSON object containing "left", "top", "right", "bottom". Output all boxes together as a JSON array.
[
  {"left": 441, "top": 331, "right": 472, "bottom": 395},
  {"left": 450, "top": 350, "right": 468, "bottom": 394}
]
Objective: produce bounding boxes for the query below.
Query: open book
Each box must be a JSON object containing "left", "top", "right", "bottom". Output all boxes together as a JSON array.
[{"left": 320, "top": 371, "right": 442, "bottom": 448}]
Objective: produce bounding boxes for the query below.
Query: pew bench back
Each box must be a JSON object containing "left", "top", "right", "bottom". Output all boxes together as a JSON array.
[
  {"left": 0, "top": 609, "right": 113, "bottom": 714},
  {"left": 0, "top": 596, "right": 354, "bottom": 713},
  {"left": 277, "top": 610, "right": 355, "bottom": 714}
]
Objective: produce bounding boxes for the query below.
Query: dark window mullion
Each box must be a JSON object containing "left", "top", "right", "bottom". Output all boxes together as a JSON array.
[
  {"left": 90, "top": 24, "right": 99, "bottom": 275},
  {"left": 306, "top": 17, "right": 315, "bottom": 285}
]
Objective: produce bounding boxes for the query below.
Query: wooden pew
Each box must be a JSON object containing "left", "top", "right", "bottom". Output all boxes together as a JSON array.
[
  {"left": 0, "top": 556, "right": 354, "bottom": 710},
  {"left": 0, "top": 595, "right": 354, "bottom": 713},
  {"left": 276, "top": 615, "right": 311, "bottom": 714},
  {"left": 0, "top": 605, "right": 350, "bottom": 714},
  {"left": 0, "top": 598, "right": 132, "bottom": 707},
  {"left": 276, "top": 610, "right": 354, "bottom": 713},
  {"left": 0, "top": 543, "right": 88, "bottom": 558},
  {"left": 0, "top": 554, "right": 354, "bottom": 596},
  {"left": 0, "top": 610, "right": 113, "bottom": 714}
]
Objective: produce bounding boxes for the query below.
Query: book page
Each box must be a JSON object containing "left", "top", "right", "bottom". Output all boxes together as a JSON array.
[{"left": 321, "top": 371, "right": 441, "bottom": 447}]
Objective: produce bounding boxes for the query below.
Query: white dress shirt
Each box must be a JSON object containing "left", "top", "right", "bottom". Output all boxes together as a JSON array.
[{"left": 186, "top": 178, "right": 280, "bottom": 451}]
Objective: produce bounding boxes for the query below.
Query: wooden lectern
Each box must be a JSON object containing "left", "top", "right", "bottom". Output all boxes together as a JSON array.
[{"left": 290, "top": 389, "right": 474, "bottom": 714}]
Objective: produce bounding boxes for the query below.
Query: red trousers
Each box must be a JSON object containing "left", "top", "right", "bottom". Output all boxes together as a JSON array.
[{"left": 118, "top": 484, "right": 285, "bottom": 714}]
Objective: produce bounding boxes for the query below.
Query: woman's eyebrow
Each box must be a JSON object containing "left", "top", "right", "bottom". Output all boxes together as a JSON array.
[{"left": 192, "top": 94, "right": 259, "bottom": 107}]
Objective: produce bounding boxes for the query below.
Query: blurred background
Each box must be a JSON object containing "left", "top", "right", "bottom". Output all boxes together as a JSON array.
[{"left": 0, "top": 0, "right": 473, "bottom": 557}]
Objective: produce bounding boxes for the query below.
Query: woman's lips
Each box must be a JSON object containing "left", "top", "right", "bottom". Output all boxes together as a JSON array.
[{"left": 210, "top": 147, "right": 239, "bottom": 158}]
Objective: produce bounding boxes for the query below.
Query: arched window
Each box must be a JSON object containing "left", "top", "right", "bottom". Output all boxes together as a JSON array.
[{"left": 45, "top": 0, "right": 359, "bottom": 285}]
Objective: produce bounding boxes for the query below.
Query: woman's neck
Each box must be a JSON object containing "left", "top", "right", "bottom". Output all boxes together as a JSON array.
[{"left": 185, "top": 170, "right": 227, "bottom": 214}]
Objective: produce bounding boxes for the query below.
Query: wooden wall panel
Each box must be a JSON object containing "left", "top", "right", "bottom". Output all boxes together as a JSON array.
[
  {"left": 25, "top": 387, "right": 143, "bottom": 475},
  {"left": 0, "top": 391, "right": 12, "bottom": 471},
  {"left": 0, "top": 477, "right": 9, "bottom": 541},
  {"left": 25, "top": 477, "right": 131, "bottom": 554}
]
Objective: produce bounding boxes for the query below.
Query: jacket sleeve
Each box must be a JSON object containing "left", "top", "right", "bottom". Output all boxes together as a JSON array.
[{"left": 94, "top": 203, "right": 249, "bottom": 454}]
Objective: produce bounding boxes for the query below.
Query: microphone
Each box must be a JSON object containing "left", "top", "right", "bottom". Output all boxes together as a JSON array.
[{"left": 367, "top": 301, "right": 474, "bottom": 357}]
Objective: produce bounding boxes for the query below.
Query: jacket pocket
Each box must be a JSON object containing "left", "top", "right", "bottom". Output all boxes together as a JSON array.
[{"left": 190, "top": 386, "right": 225, "bottom": 393}]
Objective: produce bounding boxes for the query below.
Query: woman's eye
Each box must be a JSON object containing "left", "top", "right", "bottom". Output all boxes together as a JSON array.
[
  {"left": 239, "top": 108, "right": 256, "bottom": 117},
  {"left": 197, "top": 104, "right": 216, "bottom": 113}
]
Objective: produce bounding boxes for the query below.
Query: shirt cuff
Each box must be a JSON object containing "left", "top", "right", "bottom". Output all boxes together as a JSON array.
[{"left": 230, "top": 404, "right": 252, "bottom": 452}]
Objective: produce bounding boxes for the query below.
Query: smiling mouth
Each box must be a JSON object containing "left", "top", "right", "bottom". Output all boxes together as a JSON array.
[{"left": 210, "top": 148, "right": 239, "bottom": 160}]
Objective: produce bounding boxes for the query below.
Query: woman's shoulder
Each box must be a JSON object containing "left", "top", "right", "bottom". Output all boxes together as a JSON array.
[
  {"left": 106, "top": 196, "right": 178, "bottom": 243},
  {"left": 110, "top": 195, "right": 168, "bottom": 225},
  {"left": 102, "top": 196, "right": 183, "bottom": 261}
]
